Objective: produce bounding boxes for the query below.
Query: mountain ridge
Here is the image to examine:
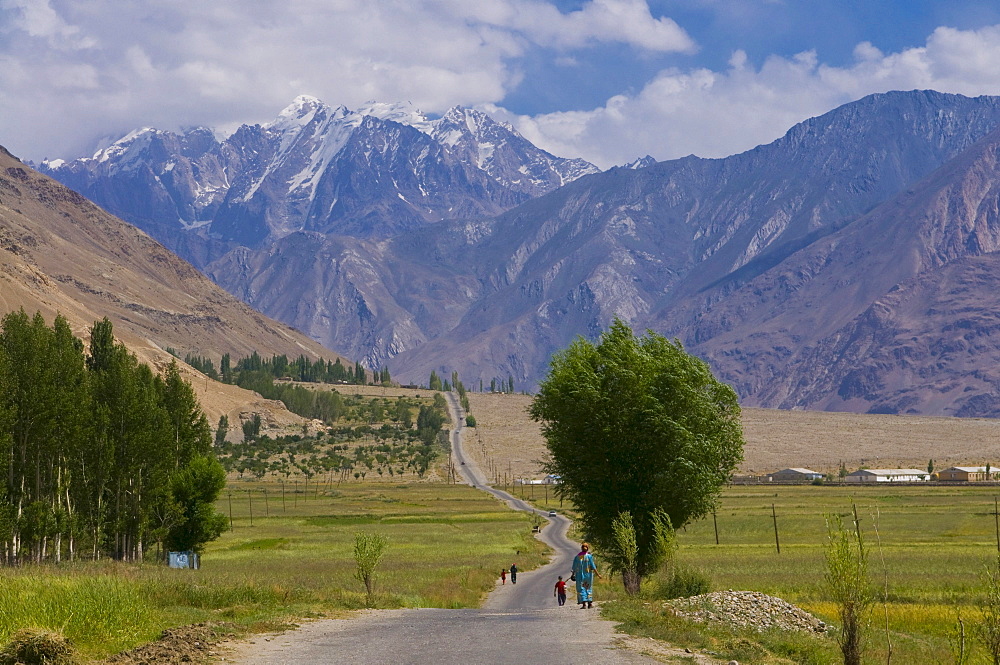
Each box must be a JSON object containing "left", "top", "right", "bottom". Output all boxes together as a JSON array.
[{"left": 39, "top": 97, "right": 600, "bottom": 258}]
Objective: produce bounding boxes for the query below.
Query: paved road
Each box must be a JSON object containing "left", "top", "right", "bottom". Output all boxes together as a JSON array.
[
  {"left": 444, "top": 391, "right": 579, "bottom": 611},
  {"left": 225, "top": 393, "right": 656, "bottom": 665}
]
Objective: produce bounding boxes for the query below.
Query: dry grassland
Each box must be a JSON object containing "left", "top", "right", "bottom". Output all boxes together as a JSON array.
[
  {"left": 464, "top": 393, "right": 1000, "bottom": 477},
  {"left": 462, "top": 393, "right": 543, "bottom": 483}
]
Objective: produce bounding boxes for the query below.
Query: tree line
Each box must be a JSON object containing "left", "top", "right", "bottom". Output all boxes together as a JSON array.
[
  {"left": 179, "top": 350, "right": 387, "bottom": 386},
  {"left": 0, "top": 310, "right": 228, "bottom": 565}
]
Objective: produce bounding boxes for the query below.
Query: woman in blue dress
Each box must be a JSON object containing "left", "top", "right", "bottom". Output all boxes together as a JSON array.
[{"left": 571, "top": 542, "right": 601, "bottom": 608}]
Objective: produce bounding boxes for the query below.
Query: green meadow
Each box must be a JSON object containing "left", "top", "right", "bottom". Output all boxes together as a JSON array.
[
  {"left": 0, "top": 482, "right": 547, "bottom": 660},
  {"left": 599, "top": 483, "right": 1000, "bottom": 664},
  {"left": 7, "top": 480, "right": 1000, "bottom": 663}
]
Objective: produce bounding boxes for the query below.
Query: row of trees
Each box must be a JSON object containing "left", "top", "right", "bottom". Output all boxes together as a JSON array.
[
  {"left": 0, "top": 311, "right": 228, "bottom": 564},
  {"left": 428, "top": 370, "right": 514, "bottom": 396},
  {"left": 234, "top": 371, "right": 352, "bottom": 422},
  {"left": 181, "top": 350, "right": 388, "bottom": 387}
]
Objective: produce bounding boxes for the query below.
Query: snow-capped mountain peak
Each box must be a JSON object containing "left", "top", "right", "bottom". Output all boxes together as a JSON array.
[
  {"left": 91, "top": 127, "right": 158, "bottom": 163},
  {"left": 39, "top": 95, "right": 600, "bottom": 247},
  {"left": 267, "top": 95, "right": 332, "bottom": 134}
]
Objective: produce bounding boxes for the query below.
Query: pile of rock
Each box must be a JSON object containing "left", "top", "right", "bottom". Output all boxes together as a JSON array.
[{"left": 666, "top": 590, "right": 827, "bottom": 634}]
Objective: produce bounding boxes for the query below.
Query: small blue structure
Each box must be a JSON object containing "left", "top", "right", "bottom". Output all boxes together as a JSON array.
[{"left": 168, "top": 550, "right": 200, "bottom": 569}]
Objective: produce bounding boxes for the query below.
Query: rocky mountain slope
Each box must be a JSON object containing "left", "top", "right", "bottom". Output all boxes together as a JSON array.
[
  {"left": 0, "top": 146, "right": 345, "bottom": 425},
  {"left": 674, "top": 122, "right": 1000, "bottom": 415},
  {"left": 325, "top": 90, "right": 1000, "bottom": 417}
]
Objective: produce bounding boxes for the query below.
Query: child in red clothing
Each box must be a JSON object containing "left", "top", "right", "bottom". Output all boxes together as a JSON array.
[
  {"left": 554, "top": 575, "right": 567, "bottom": 606},
  {"left": 501, "top": 569, "right": 507, "bottom": 585}
]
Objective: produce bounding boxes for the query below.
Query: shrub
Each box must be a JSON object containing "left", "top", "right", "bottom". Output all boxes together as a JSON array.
[
  {"left": 657, "top": 566, "right": 711, "bottom": 599},
  {"left": 354, "top": 531, "right": 389, "bottom": 607},
  {"left": 0, "top": 629, "right": 77, "bottom": 665},
  {"left": 465, "top": 415, "right": 476, "bottom": 427},
  {"left": 825, "top": 511, "right": 873, "bottom": 665}
]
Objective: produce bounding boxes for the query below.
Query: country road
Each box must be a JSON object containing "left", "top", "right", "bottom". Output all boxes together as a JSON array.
[{"left": 223, "top": 393, "right": 660, "bottom": 665}]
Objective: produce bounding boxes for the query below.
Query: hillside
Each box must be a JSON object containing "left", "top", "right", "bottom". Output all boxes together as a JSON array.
[{"left": 0, "top": 146, "right": 346, "bottom": 427}]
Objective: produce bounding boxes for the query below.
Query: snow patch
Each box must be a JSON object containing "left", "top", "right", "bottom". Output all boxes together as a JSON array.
[{"left": 356, "top": 100, "right": 434, "bottom": 135}]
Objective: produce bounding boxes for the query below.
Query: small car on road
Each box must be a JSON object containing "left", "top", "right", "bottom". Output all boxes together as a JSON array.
[{"left": 548, "top": 510, "right": 557, "bottom": 517}]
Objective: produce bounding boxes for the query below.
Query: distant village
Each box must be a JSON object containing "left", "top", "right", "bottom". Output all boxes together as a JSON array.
[
  {"left": 735, "top": 466, "right": 998, "bottom": 484},
  {"left": 514, "top": 467, "right": 1000, "bottom": 486}
]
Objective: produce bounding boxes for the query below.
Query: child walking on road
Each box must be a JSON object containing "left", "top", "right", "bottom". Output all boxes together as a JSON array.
[
  {"left": 501, "top": 569, "right": 507, "bottom": 585},
  {"left": 554, "top": 576, "right": 567, "bottom": 606}
]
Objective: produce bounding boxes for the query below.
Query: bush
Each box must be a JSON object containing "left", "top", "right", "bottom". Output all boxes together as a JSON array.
[
  {"left": 465, "top": 415, "right": 476, "bottom": 428},
  {"left": 354, "top": 531, "right": 389, "bottom": 606},
  {"left": 0, "top": 629, "right": 78, "bottom": 665},
  {"left": 656, "top": 566, "right": 711, "bottom": 599}
]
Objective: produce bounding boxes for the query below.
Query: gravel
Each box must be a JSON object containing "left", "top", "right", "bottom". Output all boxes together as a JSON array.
[{"left": 665, "top": 591, "right": 827, "bottom": 634}]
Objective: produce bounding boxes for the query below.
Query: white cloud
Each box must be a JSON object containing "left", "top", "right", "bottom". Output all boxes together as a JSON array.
[
  {"left": 0, "top": 0, "right": 693, "bottom": 161},
  {"left": 0, "top": 0, "right": 94, "bottom": 48},
  {"left": 502, "top": 23, "right": 1000, "bottom": 168},
  {"left": 4, "top": 2, "right": 1000, "bottom": 173}
]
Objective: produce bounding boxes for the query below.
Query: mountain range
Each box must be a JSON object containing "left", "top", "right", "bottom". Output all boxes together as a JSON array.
[{"left": 37, "top": 90, "right": 1000, "bottom": 417}]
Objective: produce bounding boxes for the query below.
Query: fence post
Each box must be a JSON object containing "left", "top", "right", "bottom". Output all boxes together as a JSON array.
[
  {"left": 772, "top": 503, "right": 780, "bottom": 554},
  {"left": 228, "top": 491, "right": 234, "bottom": 531},
  {"left": 713, "top": 510, "right": 719, "bottom": 545}
]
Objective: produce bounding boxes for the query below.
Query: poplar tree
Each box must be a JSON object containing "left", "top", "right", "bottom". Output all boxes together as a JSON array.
[
  {"left": 215, "top": 415, "right": 229, "bottom": 446},
  {"left": 531, "top": 319, "right": 744, "bottom": 594}
]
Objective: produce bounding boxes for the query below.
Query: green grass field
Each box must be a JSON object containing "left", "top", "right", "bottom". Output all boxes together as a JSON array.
[
  {"left": 598, "top": 483, "right": 1000, "bottom": 664},
  {"left": 0, "top": 481, "right": 548, "bottom": 660},
  {"left": 8, "top": 479, "right": 1000, "bottom": 663}
]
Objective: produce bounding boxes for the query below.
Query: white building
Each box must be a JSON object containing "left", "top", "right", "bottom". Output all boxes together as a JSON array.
[
  {"left": 770, "top": 468, "right": 824, "bottom": 482},
  {"left": 845, "top": 468, "right": 928, "bottom": 483}
]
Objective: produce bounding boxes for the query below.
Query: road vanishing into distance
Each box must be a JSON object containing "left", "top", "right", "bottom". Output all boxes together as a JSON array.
[{"left": 226, "top": 393, "right": 658, "bottom": 665}]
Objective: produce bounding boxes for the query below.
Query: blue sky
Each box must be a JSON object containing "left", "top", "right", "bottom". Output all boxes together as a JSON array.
[
  {"left": 506, "top": 0, "right": 1000, "bottom": 114},
  {"left": 5, "top": 0, "right": 1000, "bottom": 168}
]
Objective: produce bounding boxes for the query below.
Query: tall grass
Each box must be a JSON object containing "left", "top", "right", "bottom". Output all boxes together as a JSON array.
[{"left": 0, "top": 574, "right": 160, "bottom": 657}]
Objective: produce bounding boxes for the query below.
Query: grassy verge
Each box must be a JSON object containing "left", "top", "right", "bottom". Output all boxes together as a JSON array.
[
  {"left": 0, "top": 482, "right": 548, "bottom": 660},
  {"left": 602, "top": 595, "right": 839, "bottom": 664}
]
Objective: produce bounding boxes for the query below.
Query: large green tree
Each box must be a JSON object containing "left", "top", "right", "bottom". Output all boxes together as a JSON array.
[{"left": 530, "top": 319, "right": 744, "bottom": 593}]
